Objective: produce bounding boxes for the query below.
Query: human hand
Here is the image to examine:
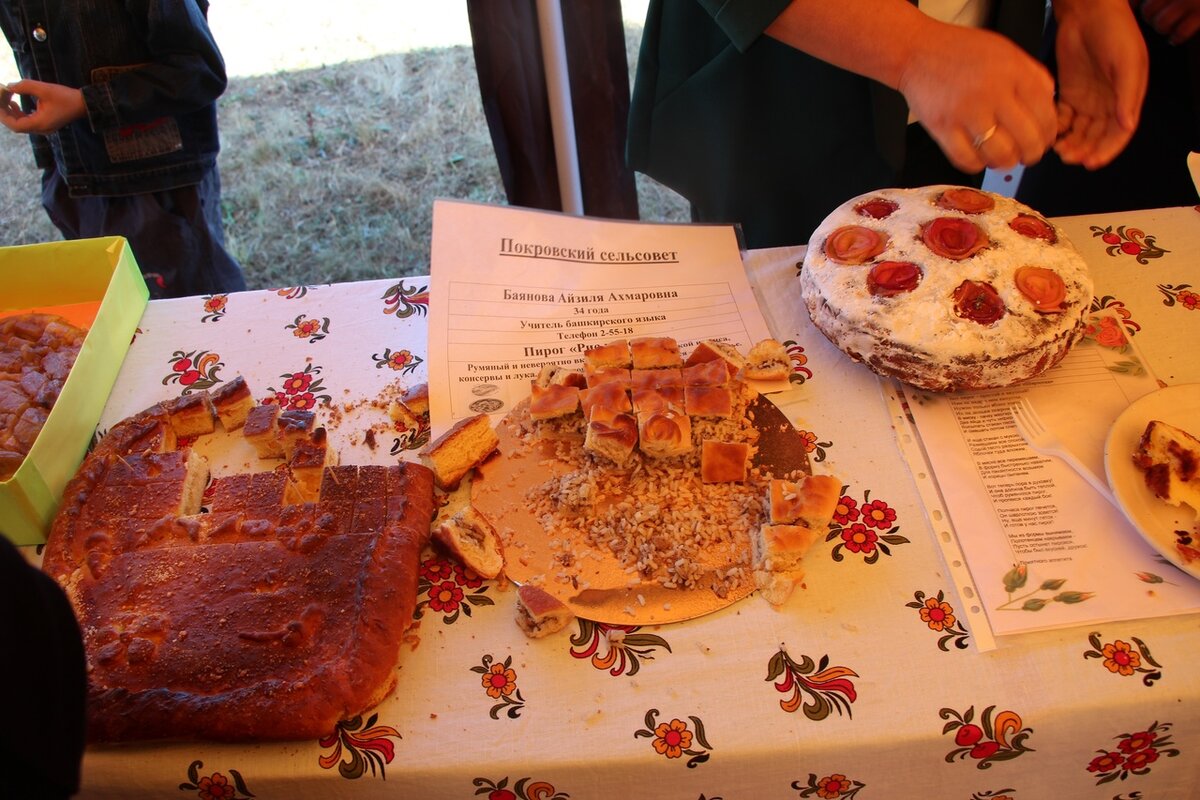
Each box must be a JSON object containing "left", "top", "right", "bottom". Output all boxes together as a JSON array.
[
  {"left": 1139, "top": 0, "right": 1200, "bottom": 44},
  {"left": 899, "top": 23, "right": 1058, "bottom": 174},
  {"left": 0, "top": 80, "right": 86, "bottom": 135},
  {"left": 1052, "top": 1, "right": 1149, "bottom": 169}
]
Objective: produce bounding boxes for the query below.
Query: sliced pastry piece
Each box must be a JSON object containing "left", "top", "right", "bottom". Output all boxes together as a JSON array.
[
  {"left": 742, "top": 338, "right": 791, "bottom": 382},
  {"left": 243, "top": 404, "right": 284, "bottom": 459},
  {"left": 584, "top": 405, "right": 638, "bottom": 465},
  {"left": 630, "top": 336, "right": 682, "bottom": 369},
  {"left": 289, "top": 427, "right": 338, "bottom": 502},
  {"left": 433, "top": 505, "right": 504, "bottom": 579},
  {"left": 767, "top": 474, "right": 842, "bottom": 529},
  {"left": 684, "top": 339, "right": 745, "bottom": 377},
  {"left": 685, "top": 385, "right": 734, "bottom": 419},
  {"left": 277, "top": 409, "right": 317, "bottom": 459},
  {"left": 1133, "top": 420, "right": 1200, "bottom": 513},
  {"left": 529, "top": 382, "right": 581, "bottom": 421},
  {"left": 210, "top": 376, "right": 255, "bottom": 431},
  {"left": 637, "top": 408, "right": 692, "bottom": 458},
  {"left": 700, "top": 440, "right": 750, "bottom": 483},
  {"left": 515, "top": 584, "right": 575, "bottom": 638},
  {"left": 167, "top": 392, "right": 217, "bottom": 438},
  {"left": 583, "top": 339, "right": 631, "bottom": 370},
  {"left": 420, "top": 413, "right": 500, "bottom": 490}
]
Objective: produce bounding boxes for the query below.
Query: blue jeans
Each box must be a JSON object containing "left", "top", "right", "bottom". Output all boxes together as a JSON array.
[{"left": 41, "top": 166, "right": 246, "bottom": 299}]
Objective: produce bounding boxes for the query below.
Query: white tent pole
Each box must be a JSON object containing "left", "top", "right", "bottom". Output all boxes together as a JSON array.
[{"left": 535, "top": 0, "right": 584, "bottom": 215}]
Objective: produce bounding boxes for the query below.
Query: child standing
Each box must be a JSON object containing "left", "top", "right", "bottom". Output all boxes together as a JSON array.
[{"left": 0, "top": 0, "right": 245, "bottom": 298}]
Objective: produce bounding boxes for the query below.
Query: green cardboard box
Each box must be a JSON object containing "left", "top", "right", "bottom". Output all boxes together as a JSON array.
[{"left": 0, "top": 237, "right": 148, "bottom": 544}]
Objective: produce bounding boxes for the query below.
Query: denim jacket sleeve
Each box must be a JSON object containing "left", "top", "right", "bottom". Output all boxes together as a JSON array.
[{"left": 81, "top": 0, "right": 228, "bottom": 132}]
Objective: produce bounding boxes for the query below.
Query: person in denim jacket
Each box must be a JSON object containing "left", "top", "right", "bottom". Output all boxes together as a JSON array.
[{"left": 0, "top": 0, "right": 245, "bottom": 298}]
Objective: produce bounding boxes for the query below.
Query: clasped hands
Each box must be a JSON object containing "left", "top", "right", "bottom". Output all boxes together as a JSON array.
[{"left": 902, "top": 0, "right": 1175, "bottom": 174}]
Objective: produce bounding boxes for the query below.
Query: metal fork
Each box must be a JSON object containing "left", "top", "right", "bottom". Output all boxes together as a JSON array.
[{"left": 1010, "top": 397, "right": 1118, "bottom": 506}]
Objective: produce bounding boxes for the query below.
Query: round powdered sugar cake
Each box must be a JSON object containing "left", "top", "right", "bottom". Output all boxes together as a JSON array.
[{"left": 799, "top": 185, "right": 1094, "bottom": 392}]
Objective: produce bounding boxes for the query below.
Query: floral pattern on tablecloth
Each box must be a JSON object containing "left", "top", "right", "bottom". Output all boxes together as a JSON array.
[
  {"left": 766, "top": 646, "right": 858, "bottom": 720},
  {"left": 381, "top": 280, "right": 429, "bottom": 319},
  {"left": 569, "top": 620, "right": 671, "bottom": 676},
  {"left": 473, "top": 654, "right": 525, "bottom": 719},
  {"left": 472, "top": 776, "right": 570, "bottom": 800},
  {"left": 634, "top": 709, "right": 712, "bottom": 768},
  {"left": 264, "top": 364, "right": 334, "bottom": 410},
  {"left": 826, "top": 487, "right": 910, "bottom": 564},
  {"left": 796, "top": 427, "right": 833, "bottom": 463},
  {"left": 940, "top": 705, "right": 1034, "bottom": 769},
  {"left": 1090, "top": 296, "right": 1141, "bottom": 334},
  {"left": 1156, "top": 283, "right": 1198, "bottom": 311},
  {"left": 317, "top": 714, "right": 402, "bottom": 780},
  {"left": 286, "top": 314, "right": 331, "bottom": 343},
  {"left": 163, "top": 349, "right": 225, "bottom": 394},
  {"left": 783, "top": 338, "right": 814, "bottom": 384},
  {"left": 413, "top": 556, "right": 495, "bottom": 624},
  {"left": 1085, "top": 720, "right": 1180, "bottom": 785},
  {"left": 177, "top": 759, "right": 255, "bottom": 799},
  {"left": 792, "top": 772, "right": 866, "bottom": 799},
  {"left": 201, "top": 294, "right": 228, "bottom": 323},
  {"left": 1083, "top": 632, "right": 1164, "bottom": 686},
  {"left": 906, "top": 589, "right": 971, "bottom": 651},
  {"left": 1090, "top": 224, "right": 1169, "bottom": 264}
]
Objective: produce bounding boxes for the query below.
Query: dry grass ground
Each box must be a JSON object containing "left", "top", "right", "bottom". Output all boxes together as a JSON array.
[{"left": 0, "top": 2, "right": 687, "bottom": 289}]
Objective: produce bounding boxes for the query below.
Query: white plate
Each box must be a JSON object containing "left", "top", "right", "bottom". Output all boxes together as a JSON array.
[{"left": 1104, "top": 384, "right": 1200, "bottom": 580}]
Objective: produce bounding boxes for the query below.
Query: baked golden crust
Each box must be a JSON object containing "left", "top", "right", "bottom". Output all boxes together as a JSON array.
[
  {"left": 700, "top": 440, "right": 750, "bottom": 483},
  {"left": 583, "top": 339, "right": 631, "bottom": 370},
  {"left": 515, "top": 584, "right": 574, "bottom": 638},
  {"left": 210, "top": 376, "right": 255, "bottom": 431},
  {"left": 529, "top": 382, "right": 581, "bottom": 421},
  {"left": 433, "top": 505, "right": 504, "bottom": 579},
  {"left": 584, "top": 405, "right": 638, "bottom": 464},
  {"left": 42, "top": 389, "right": 435, "bottom": 743},
  {"left": 630, "top": 336, "right": 683, "bottom": 369},
  {"left": 419, "top": 413, "right": 500, "bottom": 490}
]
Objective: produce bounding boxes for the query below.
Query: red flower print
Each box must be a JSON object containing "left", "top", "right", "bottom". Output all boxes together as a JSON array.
[
  {"left": 196, "top": 773, "right": 235, "bottom": 800},
  {"left": 1086, "top": 315, "right": 1127, "bottom": 348},
  {"left": 955, "top": 724, "right": 983, "bottom": 746},
  {"left": 388, "top": 350, "right": 414, "bottom": 370},
  {"left": 179, "top": 370, "right": 202, "bottom": 386},
  {"left": 1178, "top": 289, "right": 1198, "bottom": 310},
  {"left": 1101, "top": 640, "right": 1141, "bottom": 676},
  {"left": 293, "top": 318, "right": 321, "bottom": 338},
  {"left": 283, "top": 371, "right": 313, "bottom": 394},
  {"left": 269, "top": 392, "right": 287, "bottom": 406},
  {"left": 652, "top": 718, "right": 693, "bottom": 759},
  {"left": 799, "top": 430, "right": 818, "bottom": 453},
  {"left": 816, "top": 774, "right": 851, "bottom": 799},
  {"left": 833, "top": 496, "right": 860, "bottom": 525},
  {"left": 920, "top": 596, "right": 956, "bottom": 632},
  {"left": 859, "top": 499, "right": 896, "bottom": 530},
  {"left": 287, "top": 392, "right": 317, "bottom": 411},
  {"left": 421, "top": 558, "right": 455, "bottom": 582},
  {"left": 427, "top": 580, "right": 463, "bottom": 613},
  {"left": 173, "top": 357, "right": 192, "bottom": 372},
  {"left": 1118, "top": 730, "right": 1156, "bottom": 754},
  {"left": 1122, "top": 747, "right": 1159, "bottom": 771},
  {"left": 471, "top": 654, "right": 526, "bottom": 718},
  {"left": 840, "top": 523, "right": 877, "bottom": 554},
  {"left": 454, "top": 562, "right": 483, "bottom": 589},
  {"left": 490, "top": 791, "right": 516, "bottom": 800},
  {"left": 969, "top": 741, "right": 1000, "bottom": 760},
  {"left": 482, "top": 662, "right": 517, "bottom": 699},
  {"left": 1088, "top": 751, "right": 1124, "bottom": 773},
  {"left": 203, "top": 295, "right": 227, "bottom": 315}
]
